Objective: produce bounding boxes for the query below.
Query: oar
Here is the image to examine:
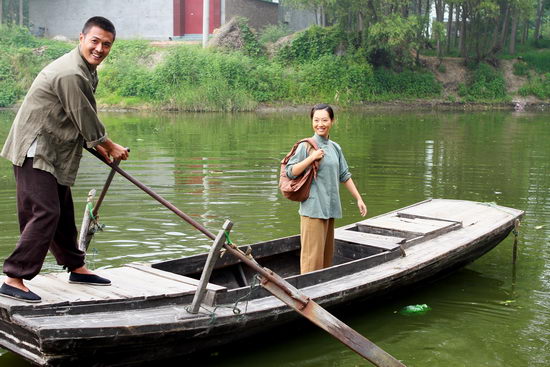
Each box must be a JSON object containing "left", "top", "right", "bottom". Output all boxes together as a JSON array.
[
  {"left": 78, "top": 189, "right": 96, "bottom": 252},
  {"left": 92, "top": 159, "right": 121, "bottom": 218},
  {"left": 79, "top": 159, "right": 121, "bottom": 251},
  {"left": 84, "top": 147, "right": 406, "bottom": 367}
]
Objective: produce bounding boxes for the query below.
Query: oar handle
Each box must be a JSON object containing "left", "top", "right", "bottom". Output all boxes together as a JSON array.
[
  {"left": 92, "top": 159, "right": 120, "bottom": 217},
  {"left": 89, "top": 147, "right": 130, "bottom": 217},
  {"left": 85, "top": 146, "right": 216, "bottom": 241}
]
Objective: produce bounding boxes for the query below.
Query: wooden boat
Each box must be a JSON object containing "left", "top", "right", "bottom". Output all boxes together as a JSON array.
[{"left": 0, "top": 199, "right": 523, "bottom": 366}]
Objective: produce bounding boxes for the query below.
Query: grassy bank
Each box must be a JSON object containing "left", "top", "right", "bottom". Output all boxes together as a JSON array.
[
  {"left": 0, "top": 25, "right": 73, "bottom": 107},
  {"left": 1, "top": 24, "right": 548, "bottom": 111},
  {"left": 97, "top": 40, "right": 443, "bottom": 111}
]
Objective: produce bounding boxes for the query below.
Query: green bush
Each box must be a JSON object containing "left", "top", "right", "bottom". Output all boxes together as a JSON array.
[
  {"left": 0, "top": 24, "right": 74, "bottom": 106},
  {"left": 458, "top": 63, "right": 508, "bottom": 101},
  {"left": 236, "top": 17, "right": 264, "bottom": 57},
  {"left": 0, "top": 24, "right": 38, "bottom": 48},
  {"left": 169, "top": 80, "right": 257, "bottom": 112},
  {"left": 518, "top": 73, "right": 550, "bottom": 99},
  {"left": 365, "top": 15, "right": 419, "bottom": 69},
  {"left": 533, "top": 38, "right": 550, "bottom": 49},
  {"left": 276, "top": 25, "right": 341, "bottom": 64},
  {"left": 98, "top": 41, "right": 164, "bottom": 100},
  {"left": 245, "top": 62, "right": 289, "bottom": 102},
  {"left": 259, "top": 24, "right": 291, "bottom": 44},
  {"left": 99, "top": 36, "right": 445, "bottom": 109},
  {"left": 520, "top": 50, "right": 550, "bottom": 73},
  {"left": 513, "top": 61, "right": 529, "bottom": 76},
  {"left": 103, "top": 40, "right": 153, "bottom": 65},
  {"left": 0, "top": 58, "right": 20, "bottom": 107},
  {"left": 100, "top": 43, "right": 289, "bottom": 109},
  {"left": 154, "top": 46, "right": 207, "bottom": 88},
  {"left": 371, "top": 68, "right": 442, "bottom": 98},
  {"left": 295, "top": 55, "right": 376, "bottom": 103}
]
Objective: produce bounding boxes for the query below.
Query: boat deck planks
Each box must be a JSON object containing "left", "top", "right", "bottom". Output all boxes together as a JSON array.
[
  {"left": 126, "top": 263, "right": 226, "bottom": 291},
  {"left": 0, "top": 265, "right": 208, "bottom": 310},
  {"left": 396, "top": 199, "right": 509, "bottom": 226}
]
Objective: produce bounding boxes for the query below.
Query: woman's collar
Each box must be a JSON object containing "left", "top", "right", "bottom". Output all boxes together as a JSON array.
[{"left": 314, "top": 133, "right": 330, "bottom": 143}]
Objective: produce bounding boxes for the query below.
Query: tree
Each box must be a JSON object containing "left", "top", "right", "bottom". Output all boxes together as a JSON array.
[
  {"left": 18, "top": 0, "right": 22, "bottom": 26},
  {"left": 446, "top": 2, "right": 455, "bottom": 54},
  {"left": 366, "top": 14, "right": 420, "bottom": 69},
  {"left": 434, "top": 0, "right": 445, "bottom": 57},
  {"left": 1, "top": 0, "right": 25, "bottom": 25},
  {"left": 509, "top": 4, "right": 519, "bottom": 53},
  {"left": 281, "top": 0, "right": 547, "bottom": 67},
  {"left": 534, "top": 0, "right": 544, "bottom": 39}
]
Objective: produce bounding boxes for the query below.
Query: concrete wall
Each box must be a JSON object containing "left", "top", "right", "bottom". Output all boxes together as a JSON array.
[
  {"left": 279, "top": 4, "right": 317, "bottom": 32},
  {"left": 28, "top": 0, "right": 174, "bottom": 40},
  {"left": 225, "top": 0, "right": 278, "bottom": 31}
]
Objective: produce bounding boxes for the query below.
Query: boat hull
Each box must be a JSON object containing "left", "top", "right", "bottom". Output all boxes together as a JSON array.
[{"left": 0, "top": 199, "right": 524, "bottom": 366}]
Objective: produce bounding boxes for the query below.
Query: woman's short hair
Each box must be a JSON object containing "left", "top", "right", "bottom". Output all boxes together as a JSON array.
[{"left": 310, "top": 103, "right": 334, "bottom": 120}]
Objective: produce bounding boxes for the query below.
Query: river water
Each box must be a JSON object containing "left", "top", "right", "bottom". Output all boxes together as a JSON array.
[{"left": 0, "top": 109, "right": 548, "bottom": 366}]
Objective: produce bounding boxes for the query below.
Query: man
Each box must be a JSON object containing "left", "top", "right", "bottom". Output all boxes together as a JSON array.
[{"left": 0, "top": 16, "right": 129, "bottom": 303}]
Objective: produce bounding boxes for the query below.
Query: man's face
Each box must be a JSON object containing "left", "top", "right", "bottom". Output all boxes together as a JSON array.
[{"left": 79, "top": 26, "right": 114, "bottom": 69}]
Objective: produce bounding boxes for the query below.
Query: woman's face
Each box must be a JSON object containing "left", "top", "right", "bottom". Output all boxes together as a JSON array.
[{"left": 311, "top": 109, "right": 334, "bottom": 138}]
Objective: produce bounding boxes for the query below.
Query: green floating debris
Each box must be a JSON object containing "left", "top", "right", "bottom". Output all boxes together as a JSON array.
[{"left": 400, "top": 304, "right": 431, "bottom": 315}]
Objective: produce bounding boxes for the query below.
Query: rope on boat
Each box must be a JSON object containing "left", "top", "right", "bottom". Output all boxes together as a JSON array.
[
  {"left": 87, "top": 202, "right": 96, "bottom": 220},
  {"left": 230, "top": 274, "right": 261, "bottom": 316},
  {"left": 224, "top": 231, "right": 233, "bottom": 245},
  {"left": 193, "top": 275, "right": 262, "bottom": 324},
  {"left": 84, "top": 247, "right": 99, "bottom": 270}
]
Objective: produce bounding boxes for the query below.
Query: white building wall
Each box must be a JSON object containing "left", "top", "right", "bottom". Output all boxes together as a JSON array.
[{"left": 29, "top": 0, "right": 174, "bottom": 40}]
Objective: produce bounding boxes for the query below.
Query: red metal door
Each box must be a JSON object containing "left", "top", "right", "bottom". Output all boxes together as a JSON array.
[{"left": 183, "top": 0, "right": 221, "bottom": 34}]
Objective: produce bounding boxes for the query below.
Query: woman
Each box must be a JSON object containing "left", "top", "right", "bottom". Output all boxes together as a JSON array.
[{"left": 286, "top": 104, "right": 367, "bottom": 274}]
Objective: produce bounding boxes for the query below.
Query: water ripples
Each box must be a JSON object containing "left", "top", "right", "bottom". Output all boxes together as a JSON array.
[{"left": 1, "top": 110, "right": 549, "bottom": 366}]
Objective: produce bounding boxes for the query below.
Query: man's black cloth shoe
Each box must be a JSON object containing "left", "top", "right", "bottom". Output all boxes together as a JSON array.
[
  {"left": 0, "top": 283, "right": 41, "bottom": 303},
  {"left": 69, "top": 273, "right": 111, "bottom": 286}
]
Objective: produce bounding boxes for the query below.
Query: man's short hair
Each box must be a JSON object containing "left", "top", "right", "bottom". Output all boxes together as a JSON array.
[{"left": 82, "top": 16, "right": 116, "bottom": 39}]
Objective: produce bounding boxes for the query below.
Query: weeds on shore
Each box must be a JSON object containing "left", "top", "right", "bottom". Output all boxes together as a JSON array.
[
  {"left": 1, "top": 23, "right": 547, "bottom": 111},
  {"left": 96, "top": 41, "right": 441, "bottom": 111}
]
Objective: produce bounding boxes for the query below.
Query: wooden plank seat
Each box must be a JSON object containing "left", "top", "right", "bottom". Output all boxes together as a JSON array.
[
  {"left": 334, "top": 230, "right": 405, "bottom": 252},
  {"left": 356, "top": 213, "right": 462, "bottom": 245}
]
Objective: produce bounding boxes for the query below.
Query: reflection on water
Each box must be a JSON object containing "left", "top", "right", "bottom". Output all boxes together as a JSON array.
[{"left": 0, "top": 109, "right": 549, "bottom": 366}]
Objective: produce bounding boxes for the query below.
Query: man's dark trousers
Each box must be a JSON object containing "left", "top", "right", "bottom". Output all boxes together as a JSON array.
[{"left": 3, "top": 158, "right": 85, "bottom": 280}]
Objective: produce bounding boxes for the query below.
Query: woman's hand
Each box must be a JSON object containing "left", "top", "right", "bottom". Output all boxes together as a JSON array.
[
  {"left": 343, "top": 178, "right": 367, "bottom": 217},
  {"left": 357, "top": 199, "right": 367, "bottom": 217},
  {"left": 310, "top": 149, "right": 325, "bottom": 161},
  {"left": 291, "top": 148, "right": 323, "bottom": 177}
]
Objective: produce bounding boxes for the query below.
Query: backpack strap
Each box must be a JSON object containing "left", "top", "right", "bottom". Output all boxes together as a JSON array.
[
  {"left": 281, "top": 138, "right": 320, "bottom": 178},
  {"left": 281, "top": 138, "right": 318, "bottom": 164}
]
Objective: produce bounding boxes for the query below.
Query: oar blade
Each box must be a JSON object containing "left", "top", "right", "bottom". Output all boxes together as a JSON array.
[
  {"left": 78, "top": 189, "right": 96, "bottom": 252},
  {"left": 82, "top": 229, "right": 95, "bottom": 251},
  {"left": 261, "top": 274, "right": 406, "bottom": 367}
]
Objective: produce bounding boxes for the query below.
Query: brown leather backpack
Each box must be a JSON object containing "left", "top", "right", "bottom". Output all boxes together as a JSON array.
[{"left": 279, "top": 138, "right": 319, "bottom": 202}]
